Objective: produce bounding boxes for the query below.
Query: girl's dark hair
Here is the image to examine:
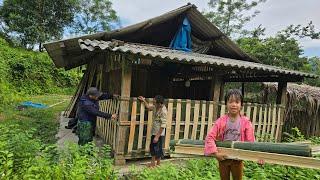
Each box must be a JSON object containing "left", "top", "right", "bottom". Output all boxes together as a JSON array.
[
  {"left": 224, "top": 89, "right": 243, "bottom": 105},
  {"left": 154, "top": 95, "right": 164, "bottom": 104}
]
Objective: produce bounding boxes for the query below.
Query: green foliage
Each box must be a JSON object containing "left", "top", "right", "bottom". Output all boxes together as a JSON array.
[
  {"left": 0, "top": 102, "right": 117, "bottom": 179},
  {"left": 0, "top": 38, "right": 81, "bottom": 109},
  {"left": 204, "top": 0, "right": 266, "bottom": 37},
  {"left": 283, "top": 127, "right": 306, "bottom": 142},
  {"left": 0, "top": 0, "right": 77, "bottom": 50},
  {"left": 280, "top": 21, "right": 320, "bottom": 40},
  {"left": 68, "top": 0, "right": 119, "bottom": 35},
  {"left": 309, "top": 136, "right": 320, "bottom": 145},
  {"left": 128, "top": 158, "right": 320, "bottom": 180},
  {"left": 237, "top": 36, "right": 307, "bottom": 70}
]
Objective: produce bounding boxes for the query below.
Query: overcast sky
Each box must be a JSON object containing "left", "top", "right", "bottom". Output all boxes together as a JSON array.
[{"left": 111, "top": 0, "right": 320, "bottom": 57}]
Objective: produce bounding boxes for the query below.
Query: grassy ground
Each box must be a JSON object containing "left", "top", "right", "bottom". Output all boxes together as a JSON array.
[{"left": 0, "top": 94, "right": 70, "bottom": 144}]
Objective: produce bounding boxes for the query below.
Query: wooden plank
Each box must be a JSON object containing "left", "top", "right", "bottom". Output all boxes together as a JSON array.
[
  {"left": 211, "top": 76, "right": 222, "bottom": 121},
  {"left": 256, "top": 105, "right": 263, "bottom": 141},
  {"left": 241, "top": 105, "right": 245, "bottom": 115},
  {"left": 246, "top": 103, "right": 251, "bottom": 119},
  {"left": 145, "top": 98, "right": 153, "bottom": 153},
  {"left": 270, "top": 105, "right": 277, "bottom": 142},
  {"left": 184, "top": 100, "right": 191, "bottom": 139},
  {"left": 174, "top": 145, "right": 320, "bottom": 170},
  {"left": 127, "top": 98, "right": 137, "bottom": 153},
  {"left": 137, "top": 102, "right": 145, "bottom": 150},
  {"left": 116, "top": 58, "right": 132, "bottom": 165},
  {"left": 220, "top": 104, "right": 226, "bottom": 116},
  {"left": 266, "top": 105, "right": 272, "bottom": 141},
  {"left": 165, "top": 99, "right": 174, "bottom": 150},
  {"left": 199, "top": 101, "right": 207, "bottom": 141},
  {"left": 191, "top": 101, "right": 200, "bottom": 140},
  {"left": 275, "top": 106, "right": 282, "bottom": 142},
  {"left": 174, "top": 99, "right": 182, "bottom": 140},
  {"left": 252, "top": 104, "right": 258, "bottom": 132},
  {"left": 261, "top": 105, "right": 268, "bottom": 141},
  {"left": 207, "top": 101, "right": 214, "bottom": 133}
]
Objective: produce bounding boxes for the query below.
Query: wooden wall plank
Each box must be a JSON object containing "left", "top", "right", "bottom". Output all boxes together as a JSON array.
[
  {"left": 191, "top": 101, "right": 200, "bottom": 140},
  {"left": 127, "top": 98, "right": 137, "bottom": 153},
  {"left": 199, "top": 101, "right": 207, "bottom": 140},
  {"left": 270, "top": 105, "right": 277, "bottom": 142},
  {"left": 174, "top": 99, "right": 182, "bottom": 140},
  {"left": 275, "top": 106, "right": 282, "bottom": 142},
  {"left": 184, "top": 100, "right": 191, "bottom": 139},
  {"left": 145, "top": 98, "right": 153, "bottom": 152},
  {"left": 165, "top": 99, "right": 173, "bottom": 149},
  {"left": 252, "top": 105, "right": 257, "bottom": 132},
  {"left": 137, "top": 102, "right": 145, "bottom": 150},
  {"left": 261, "top": 105, "right": 268, "bottom": 141},
  {"left": 207, "top": 101, "right": 214, "bottom": 133}
]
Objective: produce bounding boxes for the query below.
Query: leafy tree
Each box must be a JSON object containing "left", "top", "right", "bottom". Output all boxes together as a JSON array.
[
  {"left": 280, "top": 21, "right": 320, "bottom": 40},
  {"left": 237, "top": 35, "right": 307, "bottom": 70},
  {"left": 204, "top": 0, "right": 266, "bottom": 37},
  {"left": 0, "top": 0, "right": 77, "bottom": 51},
  {"left": 70, "top": 0, "right": 119, "bottom": 35}
]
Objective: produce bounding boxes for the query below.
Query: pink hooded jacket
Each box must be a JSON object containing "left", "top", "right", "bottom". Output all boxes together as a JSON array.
[{"left": 204, "top": 114, "right": 255, "bottom": 156}]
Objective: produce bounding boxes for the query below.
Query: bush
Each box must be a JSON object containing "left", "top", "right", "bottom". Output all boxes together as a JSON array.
[
  {"left": 0, "top": 38, "right": 82, "bottom": 109},
  {"left": 0, "top": 121, "right": 117, "bottom": 179}
]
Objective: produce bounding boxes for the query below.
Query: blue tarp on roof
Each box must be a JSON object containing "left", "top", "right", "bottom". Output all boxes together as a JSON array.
[{"left": 169, "top": 17, "right": 192, "bottom": 52}]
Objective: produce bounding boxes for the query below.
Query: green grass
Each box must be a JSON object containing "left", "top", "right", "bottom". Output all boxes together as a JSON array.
[{"left": 0, "top": 94, "right": 70, "bottom": 144}]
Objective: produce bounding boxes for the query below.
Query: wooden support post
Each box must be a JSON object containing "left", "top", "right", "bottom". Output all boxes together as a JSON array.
[
  {"left": 115, "top": 57, "right": 132, "bottom": 165},
  {"left": 219, "top": 81, "right": 225, "bottom": 101},
  {"left": 210, "top": 76, "right": 222, "bottom": 122},
  {"left": 276, "top": 82, "right": 287, "bottom": 142}
]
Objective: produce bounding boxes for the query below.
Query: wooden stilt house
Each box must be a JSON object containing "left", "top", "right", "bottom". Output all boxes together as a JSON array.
[{"left": 44, "top": 4, "right": 316, "bottom": 164}]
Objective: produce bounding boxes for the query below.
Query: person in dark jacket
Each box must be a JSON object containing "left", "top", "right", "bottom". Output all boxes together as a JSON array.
[{"left": 77, "top": 87, "right": 118, "bottom": 145}]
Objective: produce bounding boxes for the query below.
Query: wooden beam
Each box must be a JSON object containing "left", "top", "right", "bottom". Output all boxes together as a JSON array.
[
  {"left": 276, "top": 82, "right": 287, "bottom": 142},
  {"left": 210, "top": 75, "right": 222, "bottom": 121},
  {"left": 224, "top": 76, "right": 303, "bottom": 82},
  {"left": 174, "top": 145, "right": 320, "bottom": 170},
  {"left": 115, "top": 55, "right": 132, "bottom": 165},
  {"left": 276, "top": 82, "right": 287, "bottom": 105}
]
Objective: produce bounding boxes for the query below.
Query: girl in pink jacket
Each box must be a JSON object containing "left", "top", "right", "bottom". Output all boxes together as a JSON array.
[{"left": 204, "top": 89, "right": 256, "bottom": 180}]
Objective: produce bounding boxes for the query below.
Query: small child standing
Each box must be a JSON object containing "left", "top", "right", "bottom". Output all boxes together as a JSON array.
[
  {"left": 204, "top": 89, "right": 256, "bottom": 180},
  {"left": 138, "top": 95, "right": 167, "bottom": 167}
]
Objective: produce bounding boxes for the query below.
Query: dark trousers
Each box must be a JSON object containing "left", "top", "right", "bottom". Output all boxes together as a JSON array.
[
  {"left": 218, "top": 159, "right": 243, "bottom": 180},
  {"left": 77, "top": 120, "right": 93, "bottom": 145}
]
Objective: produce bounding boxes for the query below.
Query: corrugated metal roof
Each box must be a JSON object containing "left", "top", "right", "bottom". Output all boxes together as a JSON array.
[
  {"left": 44, "top": 4, "right": 257, "bottom": 69},
  {"left": 79, "top": 39, "right": 317, "bottom": 79}
]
